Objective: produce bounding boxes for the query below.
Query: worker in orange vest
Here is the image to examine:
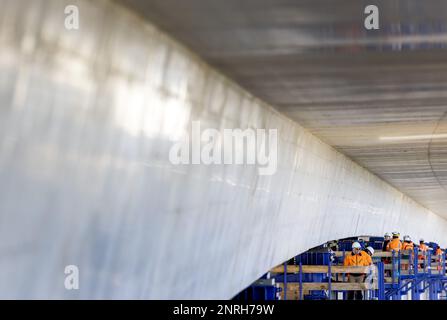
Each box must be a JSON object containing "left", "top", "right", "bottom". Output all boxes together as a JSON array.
[
  {"left": 344, "top": 242, "right": 370, "bottom": 300},
  {"left": 402, "top": 235, "right": 414, "bottom": 251},
  {"left": 386, "top": 232, "right": 402, "bottom": 280},
  {"left": 386, "top": 232, "right": 402, "bottom": 252},
  {"left": 419, "top": 239, "right": 429, "bottom": 252},
  {"left": 435, "top": 246, "right": 444, "bottom": 271},
  {"left": 418, "top": 239, "right": 429, "bottom": 270},
  {"left": 401, "top": 235, "right": 414, "bottom": 270}
]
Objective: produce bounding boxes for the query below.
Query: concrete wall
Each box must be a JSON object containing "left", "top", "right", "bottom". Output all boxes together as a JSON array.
[{"left": 0, "top": 0, "right": 446, "bottom": 299}]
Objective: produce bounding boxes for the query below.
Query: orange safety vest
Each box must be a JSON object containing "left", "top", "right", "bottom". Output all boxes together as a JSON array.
[
  {"left": 418, "top": 243, "right": 429, "bottom": 260},
  {"left": 361, "top": 251, "right": 373, "bottom": 265},
  {"left": 402, "top": 242, "right": 414, "bottom": 251},
  {"left": 401, "top": 242, "right": 415, "bottom": 270},
  {"left": 344, "top": 252, "right": 370, "bottom": 267},
  {"left": 435, "top": 248, "right": 444, "bottom": 256},
  {"left": 386, "top": 238, "right": 402, "bottom": 252}
]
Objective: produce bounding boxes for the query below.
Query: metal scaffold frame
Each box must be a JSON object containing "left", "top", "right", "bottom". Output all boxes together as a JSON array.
[{"left": 234, "top": 238, "right": 447, "bottom": 301}]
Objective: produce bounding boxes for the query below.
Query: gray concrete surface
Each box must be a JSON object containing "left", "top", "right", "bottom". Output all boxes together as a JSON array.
[
  {"left": 118, "top": 0, "right": 447, "bottom": 218},
  {"left": 0, "top": 0, "right": 446, "bottom": 299}
]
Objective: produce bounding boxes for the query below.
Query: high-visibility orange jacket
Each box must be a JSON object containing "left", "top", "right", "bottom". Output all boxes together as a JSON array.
[
  {"left": 402, "top": 242, "right": 414, "bottom": 251},
  {"left": 386, "top": 238, "right": 402, "bottom": 252},
  {"left": 344, "top": 252, "right": 370, "bottom": 267},
  {"left": 361, "top": 251, "right": 373, "bottom": 265},
  {"left": 435, "top": 248, "right": 444, "bottom": 270},
  {"left": 418, "top": 243, "right": 429, "bottom": 260}
]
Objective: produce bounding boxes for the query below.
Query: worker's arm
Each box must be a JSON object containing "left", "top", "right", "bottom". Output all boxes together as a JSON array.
[{"left": 343, "top": 256, "right": 350, "bottom": 266}]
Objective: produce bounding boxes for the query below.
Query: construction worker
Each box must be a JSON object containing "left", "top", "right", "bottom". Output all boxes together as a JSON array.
[
  {"left": 386, "top": 232, "right": 402, "bottom": 252},
  {"left": 418, "top": 239, "right": 429, "bottom": 270},
  {"left": 363, "top": 246, "right": 375, "bottom": 291},
  {"left": 419, "top": 239, "right": 429, "bottom": 252},
  {"left": 327, "top": 240, "right": 338, "bottom": 252},
  {"left": 385, "top": 232, "right": 402, "bottom": 280},
  {"left": 401, "top": 236, "right": 414, "bottom": 270},
  {"left": 382, "top": 233, "right": 391, "bottom": 252},
  {"left": 381, "top": 233, "right": 392, "bottom": 276},
  {"left": 402, "top": 235, "right": 414, "bottom": 251},
  {"left": 435, "top": 246, "right": 444, "bottom": 271},
  {"left": 362, "top": 246, "right": 374, "bottom": 265},
  {"left": 344, "top": 242, "right": 370, "bottom": 300}
]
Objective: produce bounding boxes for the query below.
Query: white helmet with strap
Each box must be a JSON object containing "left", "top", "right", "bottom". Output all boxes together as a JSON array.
[
  {"left": 352, "top": 242, "right": 362, "bottom": 250},
  {"left": 366, "top": 246, "right": 375, "bottom": 255}
]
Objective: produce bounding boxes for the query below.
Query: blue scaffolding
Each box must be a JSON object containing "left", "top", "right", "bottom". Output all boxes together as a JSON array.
[{"left": 234, "top": 237, "right": 447, "bottom": 301}]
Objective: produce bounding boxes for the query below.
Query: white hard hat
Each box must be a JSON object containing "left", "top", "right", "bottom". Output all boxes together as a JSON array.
[
  {"left": 366, "top": 246, "right": 375, "bottom": 255},
  {"left": 352, "top": 242, "right": 362, "bottom": 249},
  {"left": 392, "top": 231, "right": 400, "bottom": 237},
  {"left": 384, "top": 233, "right": 391, "bottom": 238},
  {"left": 420, "top": 238, "right": 425, "bottom": 243},
  {"left": 404, "top": 235, "right": 411, "bottom": 242}
]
